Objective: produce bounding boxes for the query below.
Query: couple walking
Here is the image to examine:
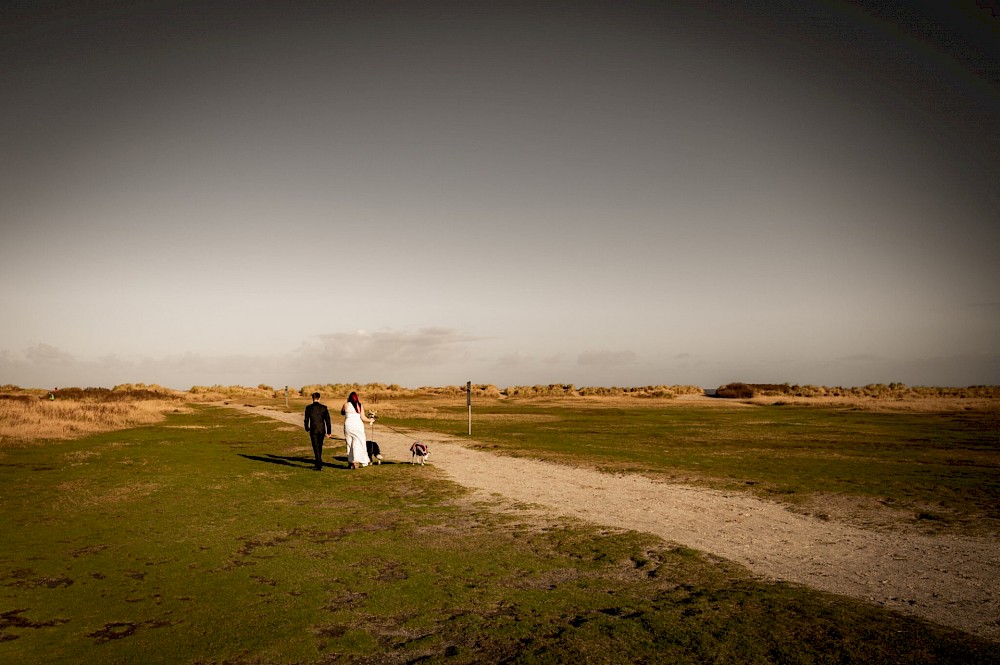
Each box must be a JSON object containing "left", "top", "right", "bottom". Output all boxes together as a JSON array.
[{"left": 303, "top": 391, "right": 375, "bottom": 470}]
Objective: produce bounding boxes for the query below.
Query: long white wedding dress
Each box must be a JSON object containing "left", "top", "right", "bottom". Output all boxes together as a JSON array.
[{"left": 344, "top": 402, "right": 370, "bottom": 467}]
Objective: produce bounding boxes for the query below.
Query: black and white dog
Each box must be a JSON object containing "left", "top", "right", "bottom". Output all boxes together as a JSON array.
[
  {"left": 409, "top": 441, "right": 430, "bottom": 465},
  {"left": 366, "top": 440, "right": 383, "bottom": 465}
]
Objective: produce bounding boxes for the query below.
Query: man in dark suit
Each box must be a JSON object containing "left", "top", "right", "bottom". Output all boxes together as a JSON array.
[{"left": 303, "top": 392, "right": 331, "bottom": 470}]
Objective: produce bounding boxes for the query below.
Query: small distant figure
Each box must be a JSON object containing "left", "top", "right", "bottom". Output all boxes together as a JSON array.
[
  {"left": 410, "top": 441, "right": 430, "bottom": 465},
  {"left": 303, "top": 392, "right": 331, "bottom": 471},
  {"left": 341, "top": 391, "right": 374, "bottom": 469}
]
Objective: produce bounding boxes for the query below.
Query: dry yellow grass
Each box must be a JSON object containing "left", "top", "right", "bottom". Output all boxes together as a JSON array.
[{"left": 0, "top": 398, "right": 189, "bottom": 446}]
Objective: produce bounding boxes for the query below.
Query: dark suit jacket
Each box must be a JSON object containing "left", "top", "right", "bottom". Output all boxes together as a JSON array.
[{"left": 304, "top": 402, "right": 331, "bottom": 435}]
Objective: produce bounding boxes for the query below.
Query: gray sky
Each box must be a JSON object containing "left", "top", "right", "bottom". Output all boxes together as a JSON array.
[{"left": 2, "top": 0, "right": 999, "bottom": 390}]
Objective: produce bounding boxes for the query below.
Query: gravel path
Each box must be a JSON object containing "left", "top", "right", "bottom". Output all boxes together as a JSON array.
[{"left": 237, "top": 405, "right": 1000, "bottom": 641}]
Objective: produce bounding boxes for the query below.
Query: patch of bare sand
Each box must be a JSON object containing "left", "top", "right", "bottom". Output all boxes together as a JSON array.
[{"left": 235, "top": 405, "right": 1000, "bottom": 641}]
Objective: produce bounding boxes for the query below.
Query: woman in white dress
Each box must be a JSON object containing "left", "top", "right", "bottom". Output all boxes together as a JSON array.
[{"left": 341, "top": 391, "right": 374, "bottom": 469}]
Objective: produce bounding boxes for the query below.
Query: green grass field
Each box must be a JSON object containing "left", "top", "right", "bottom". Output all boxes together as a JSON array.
[
  {"left": 387, "top": 399, "right": 1000, "bottom": 535},
  {"left": 2, "top": 404, "right": 998, "bottom": 663}
]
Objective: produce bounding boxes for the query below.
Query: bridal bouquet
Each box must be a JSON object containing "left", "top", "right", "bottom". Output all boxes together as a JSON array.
[{"left": 367, "top": 410, "right": 378, "bottom": 421}]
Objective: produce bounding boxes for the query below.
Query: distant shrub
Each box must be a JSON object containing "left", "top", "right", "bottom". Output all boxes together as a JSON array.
[
  {"left": 190, "top": 385, "right": 274, "bottom": 399},
  {"left": 50, "top": 387, "right": 184, "bottom": 402},
  {"left": 479, "top": 384, "right": 502, "bottom": 398},
  {"left": 752, "top": 383, "right": 795, "bottom": 396},
  {"left": 634, "top": 387, "right": 675, "bottom": 398},
  {"left": 181, "top": 382, "right": 705, "bottom": 401},
  {"left": 499, "top": 385, "right": 698, "bottom": 398},
  {"left": 298, "top": 383, "right": 416, "bottom": 399},
  {"left": 577, "top": 386, "right": 616, "bottom": 397},
  {"left": 713, "top": 382, "right": 1000, "bottom": 400},
  {"left": 716, "top": 383, "right": 755, "bottom": 399},
  {"left": 112, "top": 383, "right": 172, "bottom": 392}
]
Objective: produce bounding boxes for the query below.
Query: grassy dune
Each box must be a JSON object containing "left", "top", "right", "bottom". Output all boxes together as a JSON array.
[
  {"left": 0, "top": 391, "right": 188, "bottom": 446},
  {"left": 1, "top": 405, "right": 998, "bottom": 662}
]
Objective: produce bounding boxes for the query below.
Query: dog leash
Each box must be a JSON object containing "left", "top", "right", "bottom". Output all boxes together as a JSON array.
[
  {"left": 372, "top": 419, "right": 418, "bottom": 440},
  {"left": 372, "top": 419, "right": 441, "bottom": 452}
]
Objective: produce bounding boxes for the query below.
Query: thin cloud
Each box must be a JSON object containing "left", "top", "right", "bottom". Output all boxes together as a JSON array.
[
  {"left": 834, "top": 353, "right": 886, "bottom": 363},
  {"left": 301, "top": 328, "right": 481, "bottom": 368},
  {"left": 0, "top": 330, "right": 485, "bottom": 389},
  {"left": 495, "top": 351, "right": 531, "bottom": 367},
  {"left": 0, "top": 344, "right": 287, "bottom": 389},
  {"left": 577, "top": 350, "right": 636, "bottom": 367},
  {"left": 674, "top": 352, "right": 706, "bottom": 368},
  {"left": 24, "top": 343, "right": 77, "bottom": 364}
]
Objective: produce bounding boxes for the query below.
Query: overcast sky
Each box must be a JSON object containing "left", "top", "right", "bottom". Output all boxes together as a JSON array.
[{"left": 2, "top": 0, "right": 998, "bottom": 390}]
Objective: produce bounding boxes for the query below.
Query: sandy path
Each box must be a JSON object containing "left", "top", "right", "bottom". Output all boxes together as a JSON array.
[{"left": 236, "top": 405, "right": 1000, "bottom": 641}]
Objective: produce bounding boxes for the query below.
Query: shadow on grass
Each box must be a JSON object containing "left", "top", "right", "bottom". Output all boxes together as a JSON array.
[
  {"left": 238, "top": 453, "right": 404, "bottom": 470},
  {"left": 238, "top": 453, "right": 334, "bottom": 470}
]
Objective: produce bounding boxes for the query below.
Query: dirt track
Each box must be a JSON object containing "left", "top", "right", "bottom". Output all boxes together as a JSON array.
[{"left": 235, "top": 404, "right": 1000, "bottom": 642}]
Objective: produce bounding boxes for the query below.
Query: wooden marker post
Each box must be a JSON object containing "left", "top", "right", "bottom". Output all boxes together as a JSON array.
[{"left": 467, "top": 380, "right": 472, "bottom": 436}]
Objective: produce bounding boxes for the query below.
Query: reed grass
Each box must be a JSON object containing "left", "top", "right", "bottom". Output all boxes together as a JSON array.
[{"left": 0, "top": 397, "right": 187, "bottom": 447}]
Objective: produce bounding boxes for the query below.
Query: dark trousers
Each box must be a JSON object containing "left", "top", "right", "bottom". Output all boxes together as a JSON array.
[{"left": 310, "top": 431, "right": 326, "bottom": 468}]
